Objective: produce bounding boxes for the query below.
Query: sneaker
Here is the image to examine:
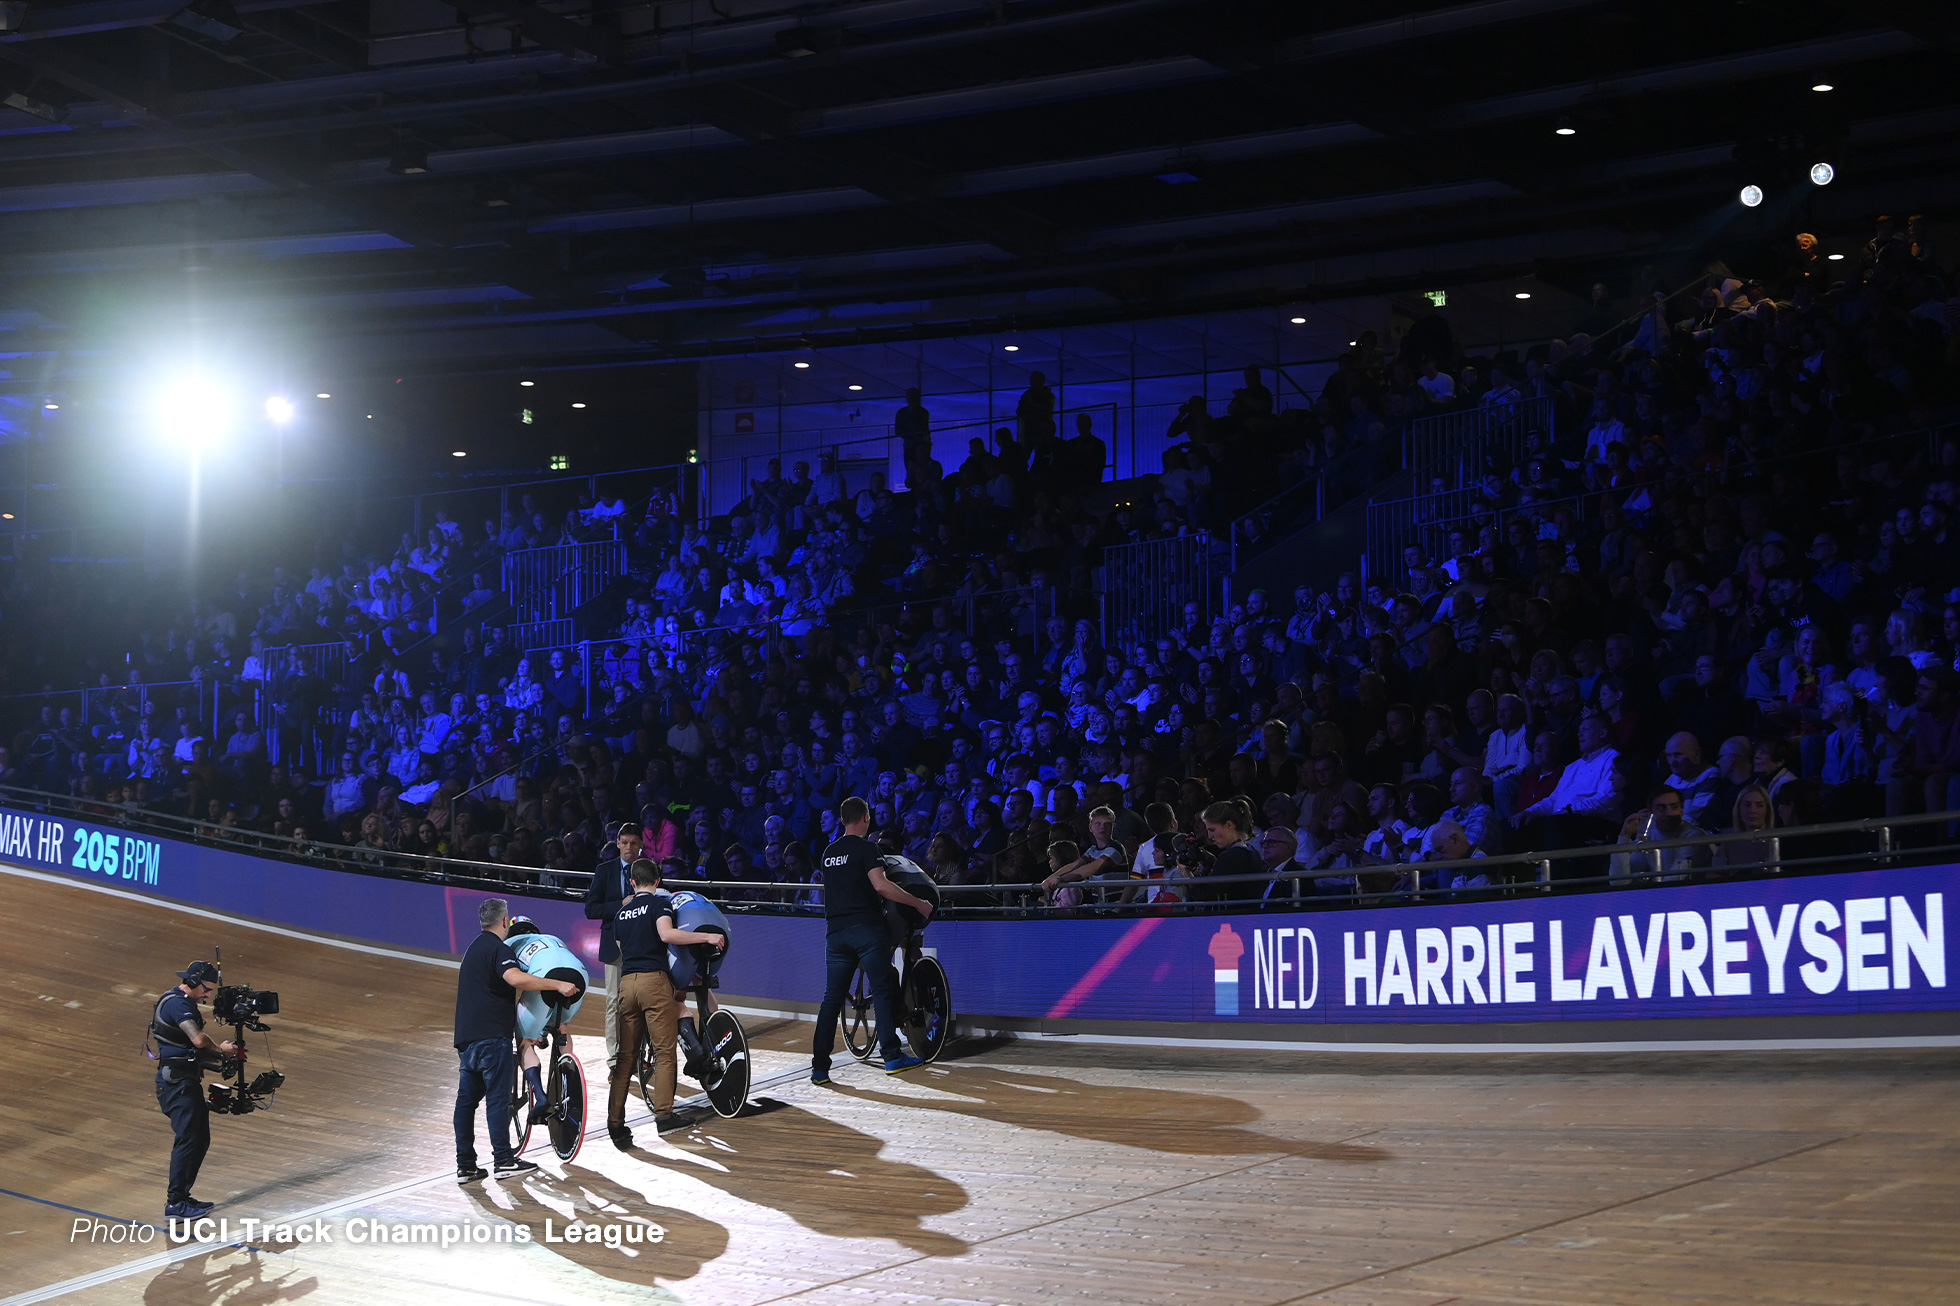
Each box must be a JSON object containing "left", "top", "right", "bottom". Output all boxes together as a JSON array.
[
  {"left": 456, "top": 1165, "right": 488, "bottom": 1184},
  {"left": 609, "top": 1125, "right": 634, "bottom": 1151},
  {"left": 654, "top": 1113, "right": 687, "bottom": 1134},
  {"left": 883, "top": 1054, "right": 925, "bottom": 1075},
  {"left": 181, "top": 1198, "right": 214, "bottom": 1216},
  {"left": 810, "top": 1065, "right": 832, "bottom": 1086},
  {"left": 492, "top": 1158, "right": 541, "bottom": 1178},
  {"left": 163, "top": 1202, "right": 202, "bottom": 1221}
]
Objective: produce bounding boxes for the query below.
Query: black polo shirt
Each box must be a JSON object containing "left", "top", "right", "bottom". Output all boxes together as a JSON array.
[
  {"left": 820, "top": 833, "right": 885, "bottom": 934},
  {"left": 615, "top": 891, "right": 677, "bottom": 977},
  {"left": 454, "top": 930, "right": 522, "bottom": 1048}
]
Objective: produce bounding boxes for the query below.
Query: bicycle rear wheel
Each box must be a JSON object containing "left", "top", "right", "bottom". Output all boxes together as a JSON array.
[
  {"left": 548, "top": 1049, "right": 586, "bottom": 1163},
  {"left": 903, "top": 954, "right": 952, "bottom": 1064},
  {"left": 700, "top": 1009, "right": 751, "bottom": 1118},
  {"left": 841, "top": 967, "right": 877, "bottom": 1063}
]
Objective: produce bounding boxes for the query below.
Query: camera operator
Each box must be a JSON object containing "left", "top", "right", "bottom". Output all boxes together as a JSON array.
[
  {"left": 1190, "top": 800, "right": 1260, "bottom": 906},
  {"left": 455, "top": 898, "right": 579, "bottom": 1183},
  {"left": 152, "top": 960, "right": 243, "bottom": 1220}
]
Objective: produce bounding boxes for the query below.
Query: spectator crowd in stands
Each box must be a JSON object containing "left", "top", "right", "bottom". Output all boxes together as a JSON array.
[{"left": 2, "top": 212, "right": 1957, "bottom": 909}]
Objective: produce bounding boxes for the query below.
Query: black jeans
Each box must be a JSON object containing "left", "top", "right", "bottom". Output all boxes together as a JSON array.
[
  {"left": 156, "top": 1071, "right": 210, "bottom": 1205},
  {"left": 813, "top": 921, "right": 902, "bottom": 1068},
  {"left": 454, "top": 1037, "right": 516, "bottom": 1168}
]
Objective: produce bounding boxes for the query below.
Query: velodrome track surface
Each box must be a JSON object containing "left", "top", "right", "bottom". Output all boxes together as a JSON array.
[{"left": 4, "top": 862, "right": 1959, "bottom": 1306}]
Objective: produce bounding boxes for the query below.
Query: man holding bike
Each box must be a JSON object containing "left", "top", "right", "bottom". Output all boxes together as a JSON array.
[
  {"left": 455, "top": 897, "right": 579, "bottom": 1183},
  {"left": 812, "top": 796, "right": 934, "bottom": 1083},
  {"left": 608, "top": 859, "right": 726, "bottom": 1148}
]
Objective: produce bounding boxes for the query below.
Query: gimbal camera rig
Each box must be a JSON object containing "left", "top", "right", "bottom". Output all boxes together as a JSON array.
[{"left": 203, "top": 947, "right": 287, "bottom": 1115}]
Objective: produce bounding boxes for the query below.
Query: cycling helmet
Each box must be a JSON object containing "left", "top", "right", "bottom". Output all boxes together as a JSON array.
[{"left": 505, "top": 915, "right": 542, "bottom": 937}]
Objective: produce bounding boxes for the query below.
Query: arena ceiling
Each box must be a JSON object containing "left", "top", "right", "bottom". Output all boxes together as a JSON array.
[{"left": 0, "top": 0, "right": 1956, "bottom": 392}]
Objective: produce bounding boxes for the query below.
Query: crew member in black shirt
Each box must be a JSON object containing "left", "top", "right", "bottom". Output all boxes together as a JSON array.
[
  {"left": 454, "top": 897, "right": 579, "bottom": 1183},
  {"left": 152, "top": 960, "right": 244, "bottom": 1219},
  {"left": 812, "top": 796, "right": 935, "bottom": 1083},
  {"left": 607, "top": 859, "right": 725, "bottom": 1148},
  {"left": 583, "top": 823, "right": 642, "bottom": 1073}
]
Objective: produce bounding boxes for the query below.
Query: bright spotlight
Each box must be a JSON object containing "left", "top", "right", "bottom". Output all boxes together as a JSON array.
[
  {"left": 793, "top": 361, "right": 811, "bottom": 369},
  {"left": 156, "top": 378, "right": 232, "bottom": 448},
  {"left": 315, "top": 392, "right": 331, "bottom": 399},
  {"left": 1739, "top": 184, "right": 1764, "bottom": 208},
  {"left": 520, "top": 380, "right": 535, "bottom": 387},
  {"left": 265, "top": 396, "right": 295, "bottom": 424},
  {"left": 848, "top": 384, "right": 863, "bottom": 391},
  {"left": 43, "top": 402, "right": 58, "bottom": 410},
  {"left": 1827, "top": 252, "right": 1845, "bottom": 261},
  {"left": 571, "top": 402, "right": 587, "bottom": 409},
  {"left": 452, "top": 450, "right": 467, "bottom": 458},
  {"left": 1289, "top": 316, "right": 1306, "bottom": 324},
  {"left": 1514, "top": 292, "right": 1532, "bottom": 299},
  {"left": 1809, "top": 162, "right": 1835, "bottom": 186},
  {"left": 1003, "top": 345, "right": 1020, "bottom": 352},
  {"left": 1811, "top": 83, "right": 1833, "bottom": 93}
]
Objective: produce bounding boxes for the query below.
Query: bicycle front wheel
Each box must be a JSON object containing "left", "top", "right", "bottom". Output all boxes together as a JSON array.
[{"left": 841, "top": 966, "right": 878, "bottom": 1063}]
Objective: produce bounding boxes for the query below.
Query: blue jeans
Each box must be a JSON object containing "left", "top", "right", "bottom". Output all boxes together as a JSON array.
[
  {"left": 813, "top": 921, "right": 902, "bottom": 1067},
  {"left": 454, "top": 1037, "right": 516, "bottom": 1168}
]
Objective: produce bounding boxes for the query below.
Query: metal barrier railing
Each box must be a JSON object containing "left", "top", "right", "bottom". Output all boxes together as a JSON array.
[
  {"left": 1403, "top": 394, "right": 1553, "bottom": 488},
  {"left": 501, "top": 539, "right": 628, "bottom": 625},
  {"left": 3, "top": 781, "right": 1956, "bottom": 917},
  {"left": 1099, "top": 532, "right": 1218, "bottom": 656}
]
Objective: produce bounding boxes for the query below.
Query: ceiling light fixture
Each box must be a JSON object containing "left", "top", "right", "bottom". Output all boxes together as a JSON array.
[
  {"left": 519, "top": 379, "right": 535, "bottom": 387},
  {"left": 793, "top": 361, "right": 811, "bottom": 369},
  {"left": 264, "top": 396, "right": 294, "bottom": 424},
  {"left": 1554, "top": 116, "right": 1576, "bottom": 136},
  {"left": 571, "top": 402, "right": 587, "bottom": 409},
  {"left": 1809, "top": 161, "right": 1835, "bottom": 186},
  {"left": 1003, "top": 345, "right": 1020, "bottom": 352},
  {"left": 315, "top": 392, "right": 331, "bottom": 399},
  {"left": 1739, "top": 184, "right": 1764, "bottom": 207},
  {"left": 1827, "top": 253, "right": 1845, "bottom": 261},
  {"left": 848, "top": 384, "right": 863, "bottom": 391},
  {"left": 1289, "top": 316, "right": 1306, "bottom": 324},
  {"left": 1514, "top": 291, "right": 1532, "bottom": 299},
  {"left": 43, "top": 402, "right": 58, "bottom": 410},
  {"left": 1811, "top": 83, "right": 1833, "bottom": 93},
  {"left": 452, "top": 450, "right": 467, "bottom": 457}
]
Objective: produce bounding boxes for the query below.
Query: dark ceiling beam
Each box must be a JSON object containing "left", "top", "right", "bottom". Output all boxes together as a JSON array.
[
  {"left": 0, "top": 0, "right": 327, "bottom": 42},
  {"left": 448, "top": 0, "right": 624, "bottom": 67},
  {"left": 238, "top": 9, "right": 368, "bottom": 73}
]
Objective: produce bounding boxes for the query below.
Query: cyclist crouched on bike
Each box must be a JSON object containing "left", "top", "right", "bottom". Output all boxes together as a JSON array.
[
  {"left": 609, "top": 858, "right": 725, "bottom": 1148},
  {"left": 812, "top": 796, "right": 935, "bottom": 1083}
]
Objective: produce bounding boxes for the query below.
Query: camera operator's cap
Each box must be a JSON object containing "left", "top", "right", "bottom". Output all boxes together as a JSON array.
[{"left": 177, "top": 960, "right": 220, "bottom": 985}]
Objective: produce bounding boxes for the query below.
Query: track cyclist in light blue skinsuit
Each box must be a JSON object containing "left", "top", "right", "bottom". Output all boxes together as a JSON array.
[{"left": 505, "top": 917, "right": 589, "bottom": 1124}]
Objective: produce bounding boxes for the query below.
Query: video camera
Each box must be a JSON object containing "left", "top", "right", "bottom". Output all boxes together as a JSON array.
[
  {"left": 212, "top": 984, "right": 279, "bottom": 1030},
  {"left": 205, "top": 951, "right": 287, "bottom": 1115},
  {"left": 1170, "top": 833, "right": 1214, "bottom": 872}
]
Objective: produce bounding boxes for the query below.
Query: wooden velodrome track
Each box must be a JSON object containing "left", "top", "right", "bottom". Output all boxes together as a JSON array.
[{"left": 3, "top": 861, "right": 1958, "bottom": 1306}]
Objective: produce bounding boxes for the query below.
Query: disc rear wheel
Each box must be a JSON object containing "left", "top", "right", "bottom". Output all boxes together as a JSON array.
[
  {"left": 903, "top": 954, "right": 951, "bottom": 1063},
  {"left": 700, "top": 1009, "right": 751, "bottom": 1118},
  {"left": 548, "top": 1050, "right": 586, "bottom": 1163}
]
